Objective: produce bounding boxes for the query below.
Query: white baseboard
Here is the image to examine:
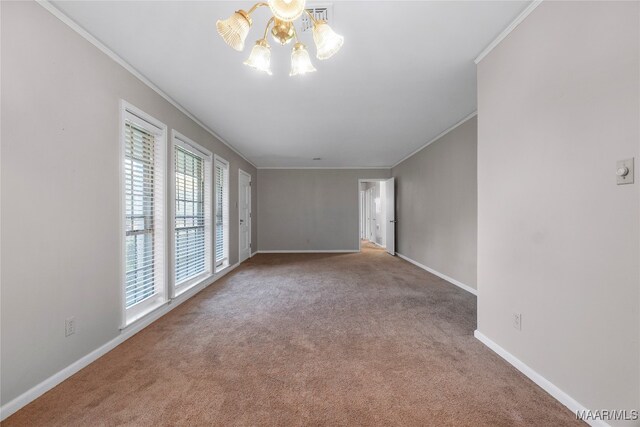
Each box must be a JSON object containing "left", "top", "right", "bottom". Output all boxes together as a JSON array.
[
  {"left": 0, "top": 262, "right": 239, "bottom": 421},
  {"left": 474, "top": 330, "right": 608, "bottom": 427},
  {"left": 396, "top": 253, "right": 477, "bottom": 296},
  {"left": 256, "top": 250, "right": 359, "bottom": 253},
  {"left": 251, "top": 251, "right": 258, "bottom": 257}
]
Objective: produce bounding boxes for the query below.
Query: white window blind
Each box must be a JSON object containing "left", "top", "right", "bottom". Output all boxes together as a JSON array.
[
  {"left": 214, "top": 157, "right": 229, "bottom": 270},
  {"left": 174, "top": 138, "right": 211, "bottom": 288},
  {"left": 122, "top": 105, "right": 166, "bottom": 324}
]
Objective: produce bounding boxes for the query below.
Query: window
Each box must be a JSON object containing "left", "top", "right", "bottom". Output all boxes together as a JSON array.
[
  {"left": 121, "top": 102, "right": 166, "bottom": 325},
  {"left": 214, "top": 156, "right": 229, "bottom": 271},
  {"left": 172, "top": 132, "right": 212, "bottom": 294}
]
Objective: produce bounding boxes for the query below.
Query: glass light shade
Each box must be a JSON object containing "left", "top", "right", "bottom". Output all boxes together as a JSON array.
[
  {"left": 313, "top": 21, "right": 344, "bottom": 60},
  {"left": 268, "top": 0, "right": 306, "bottom": 22},
  {"left": 289, "top": 43, "right": 316, "bottom": 76},
  {"left": 216, "top": 11, "right": 252, "bottom": 51},
  {"left": 243, "top": 39, "right": 273, "bottom": 75}
]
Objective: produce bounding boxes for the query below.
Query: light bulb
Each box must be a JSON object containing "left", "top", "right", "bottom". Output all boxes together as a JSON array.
[
  {"left": 268, "top": 0, "right": 306, "bottom": 21},
  {"left": 312, "top": 21, "right": 344, "bottom": 60},
  {"left": 216, "top": 10, "right": 252, "bottom": 51},
  {"left": 244, "top": 39, "right": 273, "bottom": 75},
  {"left": 290, "top": 43, "right": 316, "bottom": 76}
]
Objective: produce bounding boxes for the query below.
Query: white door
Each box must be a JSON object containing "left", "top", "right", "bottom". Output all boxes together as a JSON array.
[
  {"left": 359, "top": 191, "right": 365, "bottom": 239},
  {"left": 365, "top": 190, "right": 371, "bottom": 240},
  {"left": 369, "top": 188, "right": 376, "bottom": 242},
  {"left": 239, "top": 170, "right": 251, "bottom": 262},
  {"left": 384, "top": 178, "right": 395, "bottom": 255}
]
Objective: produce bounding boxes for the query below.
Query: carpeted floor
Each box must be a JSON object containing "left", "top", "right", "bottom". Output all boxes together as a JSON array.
[{"left": 3, "top": 244, "right": 581, "bottom": 426}]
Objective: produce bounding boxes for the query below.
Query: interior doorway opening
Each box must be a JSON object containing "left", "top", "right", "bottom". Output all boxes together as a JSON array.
[{"left": 359, "top": 178, "right": 395, "bottom": 255}]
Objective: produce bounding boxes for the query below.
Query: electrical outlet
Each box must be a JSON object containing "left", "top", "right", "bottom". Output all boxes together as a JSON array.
[
  {"left": 513, "top": 313, "right": 522, "bottom": 331},
  {"left": 65, "top": 317, "right": 76, "bottom": 337}
]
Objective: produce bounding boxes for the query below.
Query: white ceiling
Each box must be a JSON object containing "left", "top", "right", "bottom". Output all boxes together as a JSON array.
[{"left": 52, "top": 0, "right": 529, "bottom": 168}]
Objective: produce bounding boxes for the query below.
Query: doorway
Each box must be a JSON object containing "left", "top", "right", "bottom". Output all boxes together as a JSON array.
[
  {"left": 358, "top": 178, "right": 395, "bottom": 255},
  {"left": 239, "top": 169, "right": 252, "bottom": 263}
]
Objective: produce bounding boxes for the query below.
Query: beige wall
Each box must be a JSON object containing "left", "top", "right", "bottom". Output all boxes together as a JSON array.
[
  {"left": 392, "top": 116, "right": 477, "bottom": 289},
  {"left": 258, "top": 169, "right": 390, "bottom": 251},
  {"left": 477, "top": 0, "right": 639, "bottom": 418},
  {"left": 0, "top": 2, "right": 257, "bottom": 406}
]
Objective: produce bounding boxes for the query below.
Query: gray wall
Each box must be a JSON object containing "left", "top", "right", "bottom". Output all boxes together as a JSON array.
[
  {"left": 1, "top": 2, "right": 257, "bottom": 406},
  {"left": 392, "top": 116, "right": 477, "bottom": 289},
  {"left": 477, "top": 0, "right": 639, "bottom": 418},
  {"left": 258, "top": 169, "right": 390, "bottom": 251}
]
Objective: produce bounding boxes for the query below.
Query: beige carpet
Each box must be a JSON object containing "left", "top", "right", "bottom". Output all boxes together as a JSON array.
[{"left": 3, "top": 245, "right": 580, "bottom": 426}]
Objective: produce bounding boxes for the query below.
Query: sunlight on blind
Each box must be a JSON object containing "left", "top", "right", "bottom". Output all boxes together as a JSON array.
[
  {"left": 215, "top": 159, "right": 229, "bottom": 267},
  {"left": 124, "top": 121, "right": 157, "bottom": 307},
  {"left": 175, "top": 146, "right": 206, "bottom": 283}
]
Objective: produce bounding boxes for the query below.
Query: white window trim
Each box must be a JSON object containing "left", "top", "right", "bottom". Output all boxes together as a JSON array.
[
  {"left": 119, "top": 100, "right": 168, "bottom": 329},
  {"left": 214, "top": 155, "right": 230, "bottom": 272},
  {"left": 170, "top": 130, "right": 213, "bottom": 299}
]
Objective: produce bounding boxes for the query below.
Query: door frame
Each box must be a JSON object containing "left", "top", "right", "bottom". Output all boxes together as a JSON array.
[
  {"left": 238, "top": 169, "right": 252, "bottom": 262},
  {"left": 357, "top": 178, "right": 393, "bottom": 253}
]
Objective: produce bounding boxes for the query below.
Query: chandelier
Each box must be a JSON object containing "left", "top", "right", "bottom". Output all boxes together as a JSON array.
[{"left": 216, "top": 0, "right": 344, "bottom": 76}]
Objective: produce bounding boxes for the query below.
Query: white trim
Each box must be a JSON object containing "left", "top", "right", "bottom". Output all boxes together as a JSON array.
[
  {"left": 210, "top": 261, "right": 239, "bottom": 280},
  {"left": 170, "top": 130, "right": 214, "bottom": 299},
  {"left": 173, "top": 130, "right": 212, "bottom": 158},
  {"left": 118, "top": 102, "right": 127, "bottom": 328},
  {"left": 396, "top": 253, "right": 477, "bottom": 296},
  {"left": 391, "top": 112, "right": 477, "bottom": 169},
  {"left": 36, "top": 0, "right": 257, "bottom": 169},
  {"left": 251, "top": 251, "right": 258, "bottom": 257},
  {"left": 257, "top": 250, "right": 358, "bottom": 253},
  {"left": 474, "top": 330, "right": 609, "bottom": 427},
  {"left": 173, "top": 272, "right": 212, "bottom": 299},
  {"left": 0, "top": 262, "right": 240, "bottom": 422},
  {"left": 214, "top": 155, "right": 230, "bottom": 272},
  {"left": 122, "top": 297, "right": 167, "bottom": 328},
  {"left": 257, "top": 167, "right": 391, "bottom": 170},
  {"left": 214, "top": 154, "right": 230, "bottom": 168},
  {"left": 474, "top": 0, "right": 543, "bottom": 64},
  {"left": 120, "top": 100, "right": 169, "bottom": 328},
  {"left": 238, "top": 169, "right": 252, "bottom": 263},
  {"left": 357, "top": 178, "right": 391, "bottom": 253},
  {"left": 122, "top": 100, "right": 166, "bottom": 131}
]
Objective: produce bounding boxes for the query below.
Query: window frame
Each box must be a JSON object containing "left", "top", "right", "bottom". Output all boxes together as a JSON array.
[
  {"left": 119, "top": 100, "right": 168, "bottom": 328},
  {"left": 214, "top": 155, "right": 230, "bottom": 272},
  {"left": 170, "top": 130, "right": 213, "bottom": 298}
]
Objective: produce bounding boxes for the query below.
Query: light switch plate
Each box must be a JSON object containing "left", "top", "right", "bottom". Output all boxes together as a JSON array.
[{"left": 617, "top": 158, "right": 634, "bottom": 185}]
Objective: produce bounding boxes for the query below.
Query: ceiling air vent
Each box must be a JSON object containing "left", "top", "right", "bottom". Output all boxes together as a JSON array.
[{"left": 300, "top": 4, "right": 333, "bottom": 33}]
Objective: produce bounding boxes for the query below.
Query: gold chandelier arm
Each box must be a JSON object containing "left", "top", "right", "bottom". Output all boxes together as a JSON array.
[
  {"left": 247, "top": 2, "right": 269, "bottom": 15},
  {"left": 303, "top": 9, "right": 319, "bottom": 26},
  {"left": 262, "top": 16, "right": 275, "bottom": 39}
]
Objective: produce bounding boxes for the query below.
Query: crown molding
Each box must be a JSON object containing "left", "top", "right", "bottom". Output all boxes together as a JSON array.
[
  {"left": 257, "top": 166, "right": 392, "bottom": 170},
  {"left": 391, "top": 111, "right": 477, "bottom": 169},
  {"left": 474, "top": 0, "right": 543, "bottom": 64},
  {"left": 36, "top": 0, "right": 257, "bottom": 169}
]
